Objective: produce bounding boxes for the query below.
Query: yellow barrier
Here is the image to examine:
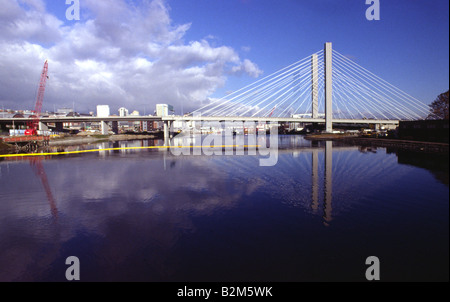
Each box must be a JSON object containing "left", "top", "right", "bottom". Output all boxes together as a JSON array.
[{"left": 0, "top": 145, "right": 261, "bottom": 158}]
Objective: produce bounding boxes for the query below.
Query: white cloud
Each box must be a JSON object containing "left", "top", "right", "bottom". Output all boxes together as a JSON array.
[
  {"left": 231, "top": 59, "right": 263, "bottom": 78},
  {"left": 0, "top": 0, "right": 63, "bottom": 44},
  {"left": 0, "top": 0, "right": 262, "bottom": 114},
  {"left": 241, "top": 46, "right": 251, "bottom": 53}
]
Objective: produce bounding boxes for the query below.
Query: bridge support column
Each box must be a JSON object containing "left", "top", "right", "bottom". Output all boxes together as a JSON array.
[
  {"left": 311, "top": 53, "right": 319, "bottom": 119},
  {"left": 111, "top": 121, "right": 119, "bottom": 134},
  {"left": 55, "top": 122, "right": 64, "bottom": 132},
  {"left": 39, "top": 122, "right": 49, "bottom": 132},
  {"left": 163, "top": 120, "right": 171, "bottom": 144},
  {"left": 100, "top": 121, "right": 109, "bottom": 135},
  {"left": 324, "top": 42, "right": 333, "bottom": 133}
]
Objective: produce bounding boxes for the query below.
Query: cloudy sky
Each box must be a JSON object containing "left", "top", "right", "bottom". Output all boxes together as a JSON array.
[{"left": 0, "top": 0, "right": 448, "bottom": 115}]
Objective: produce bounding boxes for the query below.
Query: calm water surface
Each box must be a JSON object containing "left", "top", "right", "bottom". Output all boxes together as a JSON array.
[{"left": 0, "top": 135, "right": 448, "bottom": 281}]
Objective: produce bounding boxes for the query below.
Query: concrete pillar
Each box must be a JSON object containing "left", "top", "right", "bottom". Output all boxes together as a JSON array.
[
  {"left": 111, "top": 121, "right": 119, "bottom": 134},
  {"left": 100, "top": 121, "right": 109, "bottom": 135},
  {"left": 39, "top": 122, "right": 49, "bottom": 131},
  {"left": 311, "top": 53, "right": 319, "bottom": 119},
  {"left": 54, "top": 122, "right": 64, "bottom": 132},
  {"left": 163, "top": 120, "right": 169, "bottom": 143},
  {"left": 323, "top": 140, "right": 333, "bottom": 225},
  {"left": 324, "top": 42, "right": 333, "bottom": 133}
]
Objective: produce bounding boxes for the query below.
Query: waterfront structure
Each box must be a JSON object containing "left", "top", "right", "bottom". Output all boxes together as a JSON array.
[
  {"left": 156, "top": 104, "right": 174, "bottom": 117},
  {"left": 140, "top": 120, "right": 157, "bottom": 132},
  {"left": 96, "top": 105, "right": 110, "bottom": 118},
  {"left": 57, "top": 108, "right": 74, "bottom": 116},
  {"left": 96, "top": 105, "right": 110, "bottom": 134},
  {"left": 398, "top": 120, "right": 449, "bottom": 143},
  {"left": 119, "top": 107, "right": 129, "bottom": 117}
]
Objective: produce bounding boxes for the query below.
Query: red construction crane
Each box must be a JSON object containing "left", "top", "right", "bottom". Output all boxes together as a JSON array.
[{"left": 25, "top": 60, "right": 49, "bottom": 136}]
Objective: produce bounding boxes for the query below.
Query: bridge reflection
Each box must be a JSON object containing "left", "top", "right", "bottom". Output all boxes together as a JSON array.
[
  {"left": 37, "top": 136, "right": 354, "bottom": 226},
  {"left": 1, "top": 136, "right": 446, "bottom": 281},
  {"left": 311, "top": 141, "right": 333, "bottom": 226},
  {"left": 3, "top": 135, "right": 438, "bottom": 228}
]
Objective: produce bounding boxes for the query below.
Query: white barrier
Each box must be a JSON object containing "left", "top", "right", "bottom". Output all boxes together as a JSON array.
[{"left": 9, "top": 130, "right": 26, "bottom": 136}]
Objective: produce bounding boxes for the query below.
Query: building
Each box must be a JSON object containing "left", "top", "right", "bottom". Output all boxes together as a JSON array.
[
  {"left": 156, "top": 104, "right": 174, "bottom": 117},
  {"left": 398, "top": 120, "right": 449, "bottom": 143},
  {"left": 140, "top": 121, "right": 157, "bottom": 132},
  {"left": 57, "top": 108, "right": 74, "bottom": 116},
  {"left": 97, "top": 105, "right": 110, "bottom": 117},
  {"left": 118, "top": 107, "right": 129, "bottom": 117}
]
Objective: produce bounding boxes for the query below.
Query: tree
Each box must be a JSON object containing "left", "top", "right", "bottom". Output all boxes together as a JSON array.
[{"left": 428, "top": 90, "right": 449, "bottom": 120}]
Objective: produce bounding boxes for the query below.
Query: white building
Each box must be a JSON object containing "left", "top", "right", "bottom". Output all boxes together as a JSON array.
[
  {"left": 97, "top": 105, "right": 110, "bottom": 117},
  {"left": 57, "top": 108, "right": 74, "bottom": 115},
  {"left": 118, "top": 107, "right": 129, "bottom": 117},
  {"left": 156, "top": 104, "right": 174, "bottom": 117}
]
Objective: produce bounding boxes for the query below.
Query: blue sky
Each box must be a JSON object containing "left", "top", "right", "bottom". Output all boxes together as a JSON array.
[
  {"left": 0, "top": 0, "right": 448, "bottom": 114},
  {"left": 167, "top": 0, "right": 449, "bottom": 101}
]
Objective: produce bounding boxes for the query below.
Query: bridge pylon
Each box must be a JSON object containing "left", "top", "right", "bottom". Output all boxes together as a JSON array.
[{"left": 324, "top": 42, "right": 333, "bottom": 133}]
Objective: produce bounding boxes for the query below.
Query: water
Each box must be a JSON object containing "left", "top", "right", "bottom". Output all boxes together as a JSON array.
[{"left": 0, "top": 135, "right": 448, "bottom": 282}]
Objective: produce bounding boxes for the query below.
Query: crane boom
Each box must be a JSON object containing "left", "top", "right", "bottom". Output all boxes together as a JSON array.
[{"left": 26, "top": 60, "right": 49, "bottom": 135}]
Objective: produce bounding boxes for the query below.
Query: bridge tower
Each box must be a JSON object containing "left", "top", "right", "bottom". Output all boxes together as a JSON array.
[{"left": 324, "top": 42, "right": 333, "bottom": 132}]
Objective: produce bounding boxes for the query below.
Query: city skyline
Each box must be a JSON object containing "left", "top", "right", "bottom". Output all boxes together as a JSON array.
[{"left": 0, "top": 0, "right": 448, "bottom": 116}]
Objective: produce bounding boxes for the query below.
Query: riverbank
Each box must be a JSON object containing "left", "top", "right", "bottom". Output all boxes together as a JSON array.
[
  {"left": 0, "top": 133, "right": 163, "bottom": 154},
  {"left": 0, "top": 140, "right": 14, "bottom": 154},
  {"left": 305, "top": 133, "right": 449, "bottom": 153},
  {"left": 48, "top": 133, "right": 162, "bottom": 146}
]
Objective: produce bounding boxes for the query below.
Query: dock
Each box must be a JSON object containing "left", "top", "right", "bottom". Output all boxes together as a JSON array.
[{"left": 0, "top": 135, "right": 50, "bottom": 153}]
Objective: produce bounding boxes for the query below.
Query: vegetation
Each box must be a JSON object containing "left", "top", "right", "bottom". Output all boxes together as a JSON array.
[
  {"left": 91, "top": 134, "right": 110, "bottom": 139},
  {"left": 0, "top": 140, "right": 14, "bottom": 154},
  {"left": 428, "top": 90, "right": 449, "bottom": 120}
]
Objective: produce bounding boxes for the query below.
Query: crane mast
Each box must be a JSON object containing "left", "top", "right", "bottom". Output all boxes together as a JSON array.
[{"left": 26, "top": 60, "right": 49, "bottom": 135}]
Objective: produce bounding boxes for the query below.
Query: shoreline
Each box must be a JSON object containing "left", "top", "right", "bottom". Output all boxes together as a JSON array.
[
  {"left": 48, "top": 133, "right": 162, "bottom": 146},
  {"left": 304, "top": 134, "right": 449, "bottom": 153},
  {"left": 0, "top": 133, "right": 162, "bottom": 155},
  {"left": 1, "top": 133, "right": 448, "bottom": 155}
]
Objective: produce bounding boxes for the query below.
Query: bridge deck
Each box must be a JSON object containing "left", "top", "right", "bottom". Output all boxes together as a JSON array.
[{"left": 0, "top": 116, "right": 399, "bottom": 125}]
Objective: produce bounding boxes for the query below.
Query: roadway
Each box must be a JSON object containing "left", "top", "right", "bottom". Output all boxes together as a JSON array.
[{"left": 0, "top": 115, "right": 399, "bottom": 124}]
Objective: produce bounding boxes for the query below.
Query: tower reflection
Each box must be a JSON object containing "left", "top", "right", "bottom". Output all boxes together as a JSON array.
[
  {"left": 310, "top": 141, "right": 333, "bottom": 226},
  {"left": 323, "top": 140, "right": 333, "bottom": 226}
]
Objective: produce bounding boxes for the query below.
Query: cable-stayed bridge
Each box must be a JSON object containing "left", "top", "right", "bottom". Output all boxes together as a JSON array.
[
  {"left": 0, "top": 42, "right": 433, "bottom": 138},
  {"left": 177, "top": 42, "right": 430, "bottom": 132}
]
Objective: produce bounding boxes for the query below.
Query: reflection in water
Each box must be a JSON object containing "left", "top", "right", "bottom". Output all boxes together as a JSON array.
[
  {"left": 0, "top": 136, "right": 448, "bottom": 281},
  {"left": 323, "top": 140, "right": 333, "bottom": 226},
  {"left": 29, "top": 158, "right": 58, "bottom": 220},
  {"left": 396, "top": 150, "right": 449, "bottom": 186},
  {"left": 309, "top": 141, "right": 333, "bottom": 225},
  {"left": 311, "top": 150, "right": 319, "bottom": 213}
]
